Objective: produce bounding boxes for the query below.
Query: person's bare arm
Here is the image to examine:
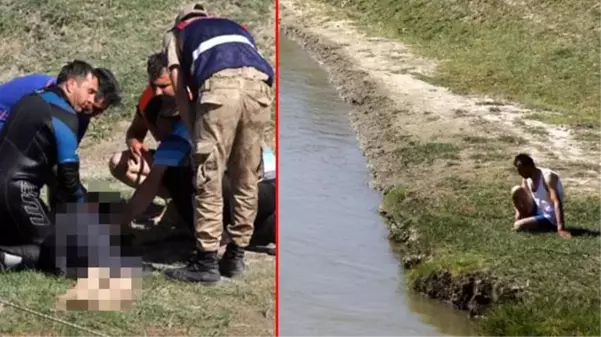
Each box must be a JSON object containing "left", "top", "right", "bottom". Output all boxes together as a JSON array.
[
  {"left": 171, "top": 67, "right": 193, "bottom": 131},
  {"left": 163, "top": 30, "right": 193, "bottom": 133},
  {"left": 546, "top": 173, "right": 568, "bottom": 235},
  {"left": 121, "top": 165, "right": 167, "bottom": 224},
  {"left": 125, "top": 108, "right": 149, "bottom": 146}
]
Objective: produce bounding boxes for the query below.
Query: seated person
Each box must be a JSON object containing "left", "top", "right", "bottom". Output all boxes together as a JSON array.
[
  {"left": 511, "top": 153, "right": 570, "bottom": 239},
  {"left": 0, "top": 60, "right": 121, "bottom": 271},
  {"left": 119, "top": 95, "right": 276, "bottom": 250}
]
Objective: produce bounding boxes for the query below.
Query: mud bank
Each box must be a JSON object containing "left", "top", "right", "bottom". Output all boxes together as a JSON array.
[{"left": 280, "top": 0, "right": 600, "bottom": 335}]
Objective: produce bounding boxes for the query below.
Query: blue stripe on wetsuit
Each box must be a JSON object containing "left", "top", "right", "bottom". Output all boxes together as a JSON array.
[
  {"left": 153, "top": 120, "right": 192, "bottom": 167},
  {"left": 40, "top": 91, "right": 85, "bottom": 202},
  {"left": 51, "top": 117, "right": 79, "bottom": 163}
]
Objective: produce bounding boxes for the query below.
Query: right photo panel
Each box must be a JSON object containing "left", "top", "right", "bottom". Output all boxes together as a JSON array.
[{"left": 277, "top": 0, "right": 601, "bottom": 336}]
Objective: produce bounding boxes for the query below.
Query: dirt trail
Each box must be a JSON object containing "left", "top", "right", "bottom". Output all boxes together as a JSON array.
[{"left": 280, "top": 0, "right": 600, "bottom": 192}]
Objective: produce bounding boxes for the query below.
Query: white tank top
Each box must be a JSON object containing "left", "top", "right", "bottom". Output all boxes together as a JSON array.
[{"left": 526, "top": 168, "right": 564, "bottom": 223}]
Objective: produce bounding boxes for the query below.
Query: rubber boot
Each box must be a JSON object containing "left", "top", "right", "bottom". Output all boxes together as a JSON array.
[
  {"left": 163, "top": 250, "right": 221, "bottom": 284},
  {"left": 219, "top": 243, "right": 246, "bottom": 278}
]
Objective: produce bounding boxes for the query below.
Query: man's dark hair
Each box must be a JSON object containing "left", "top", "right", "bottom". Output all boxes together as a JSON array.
[
  {"left": 146, "top": 52, "right": 167, "bottom": 83},
  {"left": 514, "top": 153, "right": 535, "bottom": 168},
  {"left": 56, "top": 59, "right": 95, "bottom": 85},
  {"left": 145, "top": 95, "right": 178, "bottom": 127},
  {"left": 94, "top": 67, "right": 122, "bottom": 108}
]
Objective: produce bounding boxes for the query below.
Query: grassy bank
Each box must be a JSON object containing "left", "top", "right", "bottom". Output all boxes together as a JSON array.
[
  {"left": 0, "top": 0, "right": 275, "bottom": 335},
  {"left": 281, "top": 1, "right": 600, "bottom": 334},
  {"left": 316, "top": 0, "right": 600, "bottom": 128},
  {"left": 0, "top": 0, "right": 275, "bottom": 145},
  {"left": 381, "top": 173, "right": 600, "bottom": 336}
]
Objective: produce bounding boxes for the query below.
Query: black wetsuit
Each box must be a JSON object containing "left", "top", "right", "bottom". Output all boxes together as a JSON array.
[{"left": 0, "top": 86, "right": 86, "bottom": 251}]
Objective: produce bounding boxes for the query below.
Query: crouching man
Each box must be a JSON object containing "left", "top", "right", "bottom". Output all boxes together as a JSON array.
[
  {"left": 118, "top": 95, "right": 276, "bottom": 284},
  {"left": 511, "top": 153, "right": 571, "bottom": 239}
]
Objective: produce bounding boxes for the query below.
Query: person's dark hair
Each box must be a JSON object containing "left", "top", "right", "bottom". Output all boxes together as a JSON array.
[
  {"left": 513, "top": 153, "right": 535, "bottom": 168},
  {"left": 146, "top": 52, "right": 167, "bottom": 83},
  {"left": 56, "top": 59, "right": 95, "bottom": 85},
  {"left": 94, "top": 67, "right": 122, "bottom": 108},
  {"left": 145, "top": 95, "right": 178, "bottom": 127}
]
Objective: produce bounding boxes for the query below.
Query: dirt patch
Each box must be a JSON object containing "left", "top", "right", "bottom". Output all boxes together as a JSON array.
[{"left": 280, "top": 0, "right": 600, "bottom": 192}]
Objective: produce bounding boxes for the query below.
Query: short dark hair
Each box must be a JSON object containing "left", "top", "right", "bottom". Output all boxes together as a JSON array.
[
  {"left": 94, "top": 67, "right": 122, "bottom": 108},
  {"left": 145, "top": 95, "right": 178, "bottom": 127},
  {"left": 56, "top": 59, "right": 95, "bottom": 85},
  {"left": 514, "top": 153, "right": 535, "bottom": 168},
  {"left": 146, "top": 52, "right": 167, "bottom": 83}
]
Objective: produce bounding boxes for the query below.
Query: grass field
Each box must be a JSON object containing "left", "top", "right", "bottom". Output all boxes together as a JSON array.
[
  {"left": 0, "top": 0, "right": 275, "bottom": 336},
  {"left": 318, "top": 0, "right": 600, "bottom": 129},
  {"left": 283, "top": 0, "right": 600, "bottom": 335}
]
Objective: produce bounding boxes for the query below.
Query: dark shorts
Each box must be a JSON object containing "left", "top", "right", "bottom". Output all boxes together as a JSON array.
[{"left": 531, "top": 202, "right": 556, "bottom": 230}]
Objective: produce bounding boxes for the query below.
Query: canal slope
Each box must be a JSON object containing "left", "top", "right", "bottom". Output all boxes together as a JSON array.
[{"left": 280, "top": 0, "right": 601, "bottom": 335}]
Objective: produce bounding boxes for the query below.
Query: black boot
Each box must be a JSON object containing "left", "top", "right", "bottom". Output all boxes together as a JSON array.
[
  {"left": 219, "top": 243, "right": 246, "bottom": 278},
  {"left": 163, "top": 250, "right": 221, "bottom": 284}
]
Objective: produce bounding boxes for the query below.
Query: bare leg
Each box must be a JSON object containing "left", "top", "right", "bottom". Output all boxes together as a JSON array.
[
  {"left": 510, "top": 185, "right": 538, "bottom": 231},
  {"left": 108, "top": 150, "right": 170, "bottom": 199}
]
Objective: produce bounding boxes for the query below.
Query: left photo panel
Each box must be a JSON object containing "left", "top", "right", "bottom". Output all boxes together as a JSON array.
[{"left": 0, "top": 1, "right": 276, "bottom": 336}]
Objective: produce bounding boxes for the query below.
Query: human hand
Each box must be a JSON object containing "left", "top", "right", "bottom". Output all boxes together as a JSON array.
[
  {"left": 558, "top": 229, "right": 572, "bottom": 239},
  {"left": 128, "top": 140, "right": 148, "bottom": 164}
]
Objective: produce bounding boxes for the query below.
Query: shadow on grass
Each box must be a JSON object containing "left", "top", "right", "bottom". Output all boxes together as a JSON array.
[{"left": 523, "top": 226, "right": 601, "bottom": 237}]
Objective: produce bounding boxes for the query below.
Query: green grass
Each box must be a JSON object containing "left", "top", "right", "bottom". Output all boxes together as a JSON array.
[
  {"left": 317, "top": 0, "right": 601, "bottom": 128},
  {"left": 0, "top": 0, "right": 275, "bottom": 335},
  {"left": 0, "top": 267, "right": 274, "bottom": 336},
  {"left": 285, "top": 0, "right": 600, "bottom": 334},
  {"left": 0, "top": 0, "right": 275, "bottom": 144},
  {"left": 395, "top": 139, "right": 461, "bottom": 165},
  {"left": 382, "top": 171, "right": 600, "bottom": 336}
]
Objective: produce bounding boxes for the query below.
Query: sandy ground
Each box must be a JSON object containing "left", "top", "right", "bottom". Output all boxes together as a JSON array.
[{"left": 279, "top": 0, "right": 600, "bottom": 193}]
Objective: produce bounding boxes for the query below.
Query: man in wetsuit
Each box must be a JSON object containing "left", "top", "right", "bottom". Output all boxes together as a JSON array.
[
  {"left": 163, "top": 3, "right": 274, "bottom": 284},
  {"left": 0, "top": 68, "right": 122, "bottom": 140},
  {"left": 0, "top": 60, "right": 102, "bottom": 270},
  {"left": 118, "top": 95, "right": 276, "bottom": 266}
]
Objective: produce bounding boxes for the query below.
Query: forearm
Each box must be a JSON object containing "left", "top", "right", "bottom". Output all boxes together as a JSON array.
[
  {"left": 125, "top": 127, "right": 147, "bottom": 146},
  {"left": 125, "top": 183, "right": 156, "bottom": 220},
  {"left": 171, "top": 68, "right": 193, "bottom": 132},
  {"left": 554, "top": 201, "right": 565, "bottom": 230},
  {"left": 56, "top": 162, "right": 86, "bottom": 203},
  {"left": 123, "top": 167, "right": 164, "bottom": 221}
]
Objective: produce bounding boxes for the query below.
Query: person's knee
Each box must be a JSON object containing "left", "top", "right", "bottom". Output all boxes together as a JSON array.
[
  {"left": 108, "top": 151, "right": 125, "bottom": 177},
  {"left": 511, "top": 185, "right": 524, "bottom": 197}
]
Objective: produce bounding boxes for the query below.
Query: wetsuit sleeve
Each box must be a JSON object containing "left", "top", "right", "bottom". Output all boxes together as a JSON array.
[
  {"left": 153, "top": 134, "right": 191, "bottom": 167},
  {"left": 52, "top": 117, "right": 85, "bottom": 203}
]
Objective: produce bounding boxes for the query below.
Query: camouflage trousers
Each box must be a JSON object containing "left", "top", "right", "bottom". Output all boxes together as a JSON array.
[{"left": 191, "top": 67, "right": 273, "bottom": 252}]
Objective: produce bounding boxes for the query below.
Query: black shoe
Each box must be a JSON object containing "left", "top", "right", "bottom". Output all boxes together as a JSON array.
[
  {"left": 163, "top": 250, "right": 220, "bottom": 284},
  {"left": 219, "top": 243, "right": 246, "bottom": 278}
]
